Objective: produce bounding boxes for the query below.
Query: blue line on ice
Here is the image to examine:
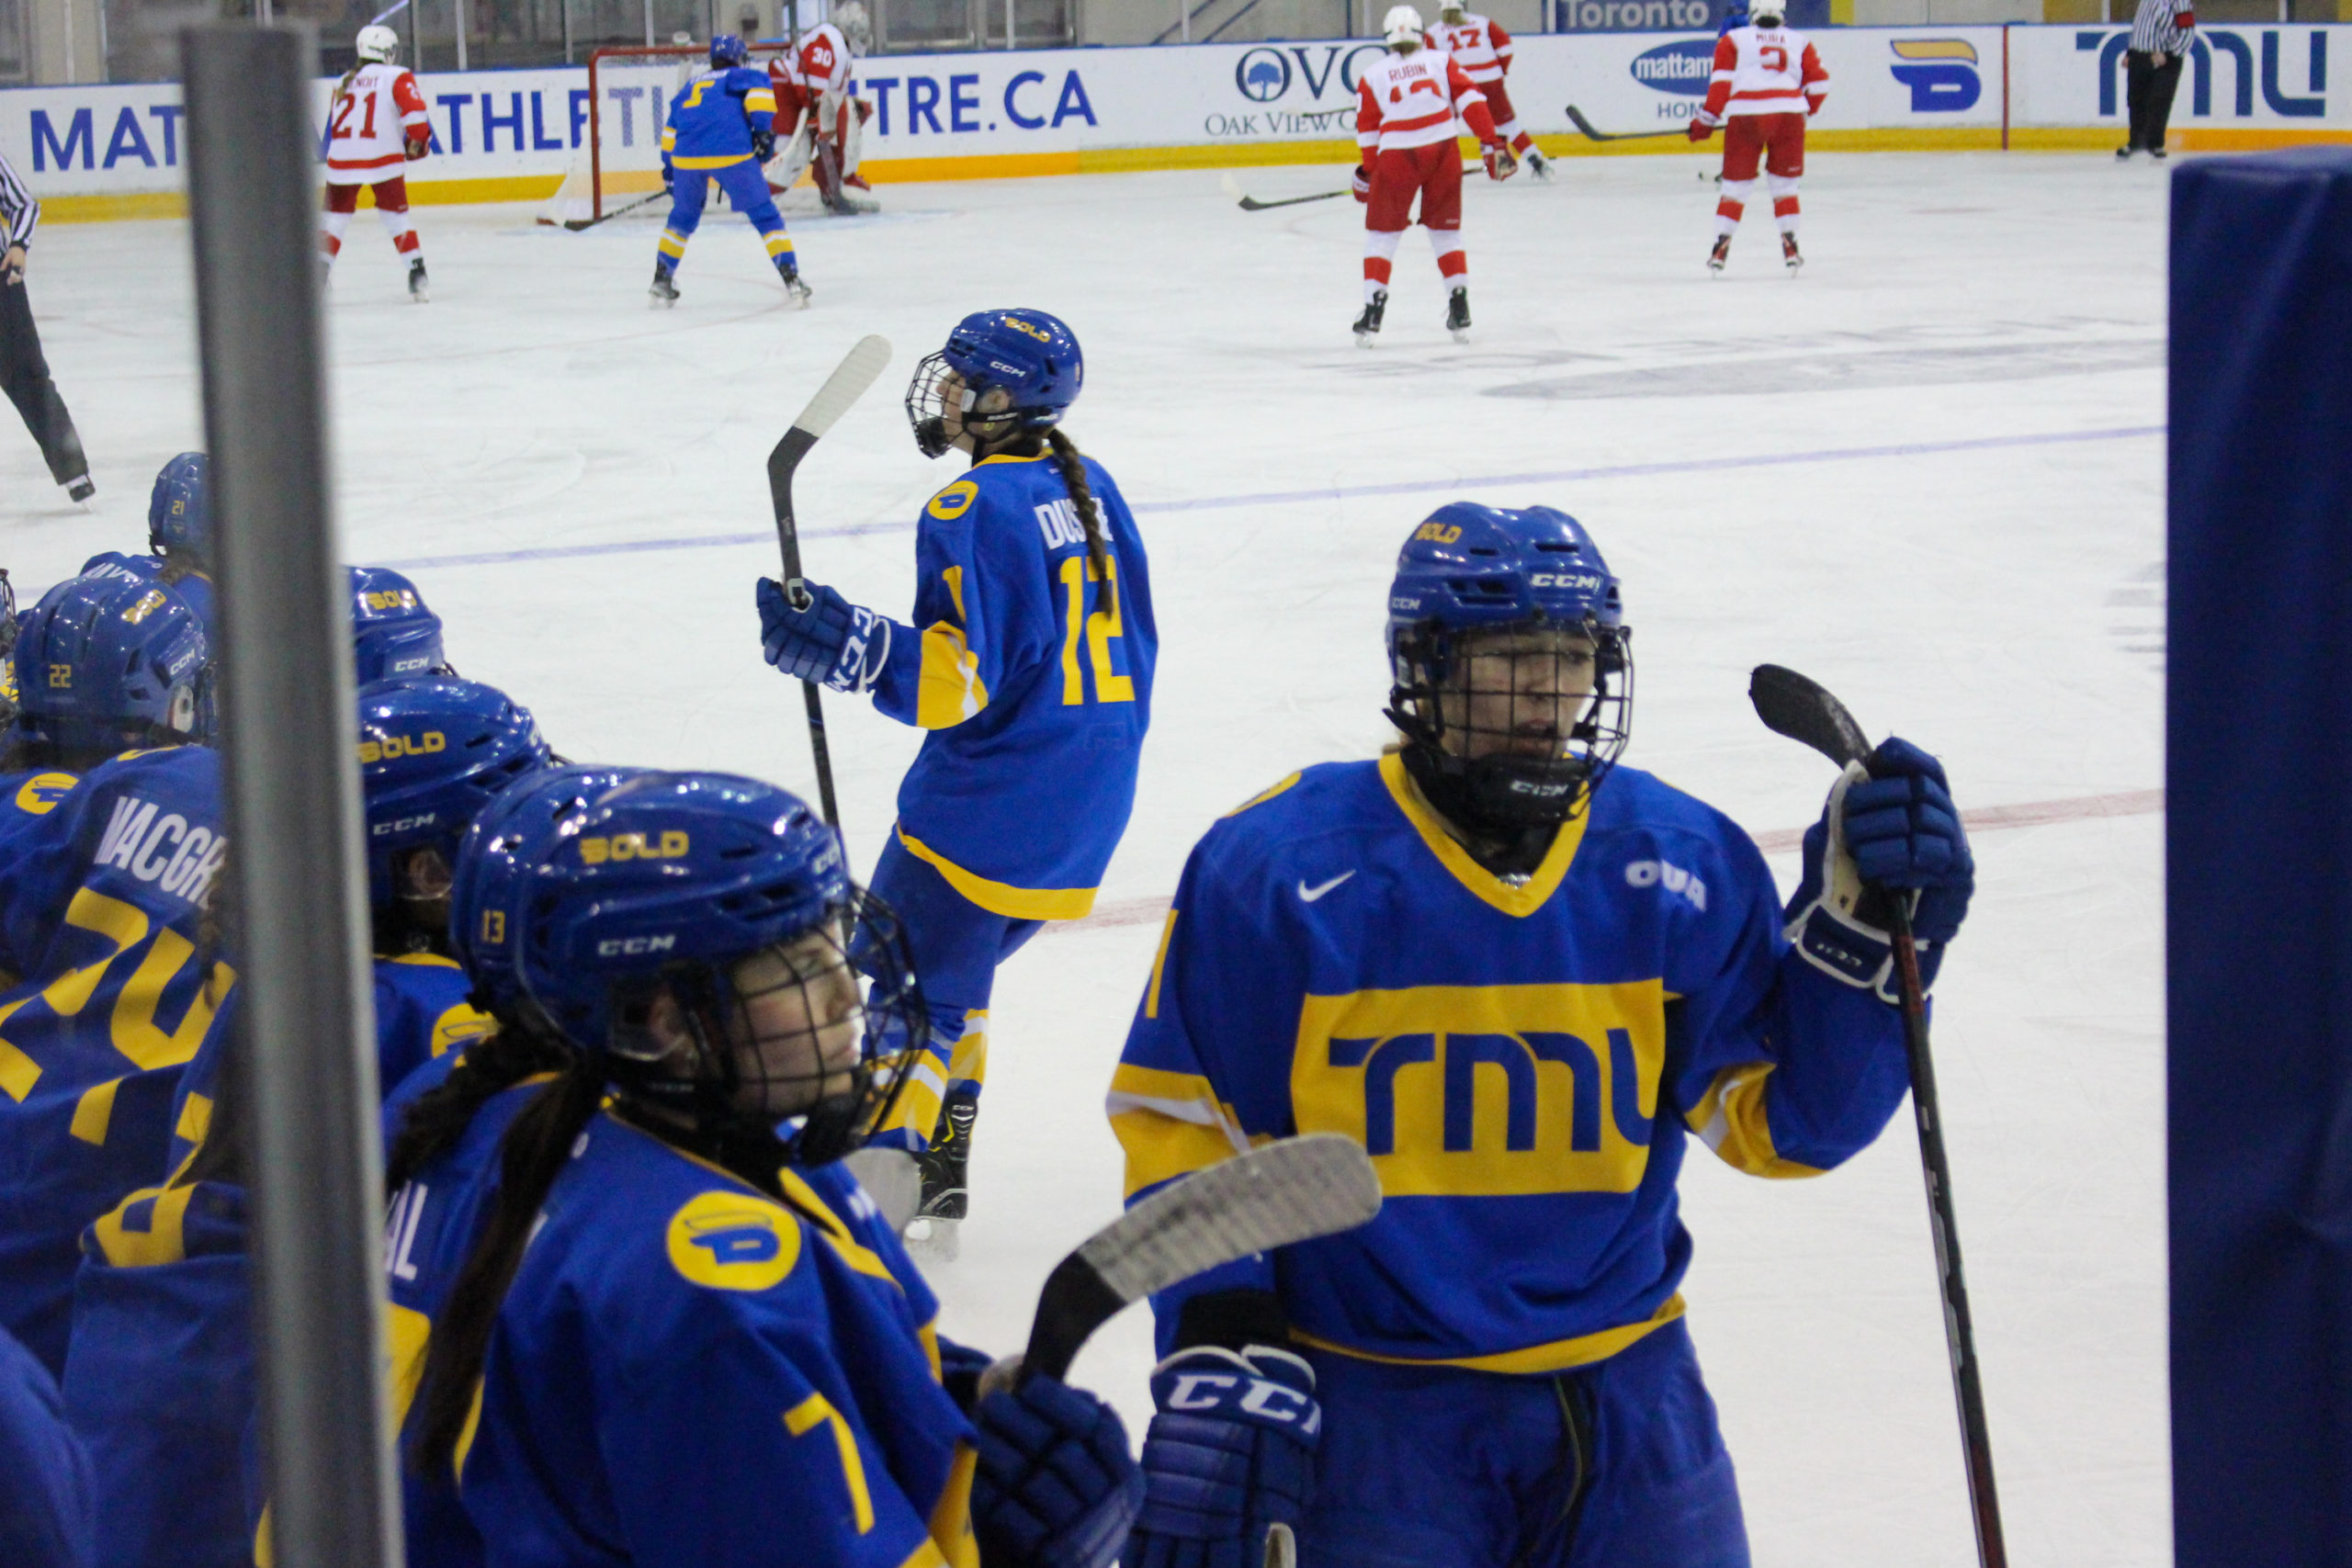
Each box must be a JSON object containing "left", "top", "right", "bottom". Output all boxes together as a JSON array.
[{"left": 378, "top": 424, "right": 2165, "bottom": 573}]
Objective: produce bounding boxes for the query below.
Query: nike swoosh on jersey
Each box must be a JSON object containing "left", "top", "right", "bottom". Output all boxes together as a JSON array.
[{"left": 1297, "top": 871, "right": 1356, "bottom": 902}]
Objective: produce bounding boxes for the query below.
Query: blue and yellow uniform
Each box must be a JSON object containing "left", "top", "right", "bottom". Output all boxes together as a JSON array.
[
  {"left": 0, "top": 1320, "right": 93, "bottom": 1568},
  {"left": 1109, "top": 756, "right": 1911, "bottom": 1565},
  {"left": 373, "top": 953, "right": 492, "bottom": 1100},
  {"left": 657, "top": 64, "right": 796, "bottom": 277},
  {"left": 394, "top": 1104, "right": 980, "bottom": 1567},
  {"left": 0, "top": 767, "right": 82, "bottom": 870},
  {"left": 0, "top": 747, "right": 233, "bottom": 1376}
]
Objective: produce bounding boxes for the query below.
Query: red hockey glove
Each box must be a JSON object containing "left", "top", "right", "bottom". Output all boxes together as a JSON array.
[
  {"left": 1483, "top": 142, "right": 1517, "bottom": 181},
  {"left": 404, "top": 134, "right": 429, "bottom": 160},
  {"left": 1688, "top": 118, "right": 1715, "bottom": 142},
  {"left": 1351, "top": 164, "right": 1372, "bottom": 203}
]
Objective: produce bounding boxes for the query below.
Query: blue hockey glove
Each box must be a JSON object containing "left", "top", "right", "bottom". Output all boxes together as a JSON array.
[
  {"left": 969, "top": 1372, "right": 1143, "bottom": 1568},
  {"left": 754, "top": 576, "right": 891, "bottom": 694},
  {"left": 1126, "top": 1345, "right": 1320, "bottom": 1568},
  {"left": 1785, "top": 736, "right": 1973, "bottom": 1003},
  {"left": 752, "top": 127, "right": 777, "bottom": 162},
  {"left": 660, "top": 154, "right": 675, "bottom": 192}
]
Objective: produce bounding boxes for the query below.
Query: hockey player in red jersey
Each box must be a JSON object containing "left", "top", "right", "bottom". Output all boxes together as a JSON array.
[
  {"left": 1427, "top": 0, "right": 1552, "bottom": 181},
  {"left": 1353, "top": 4, "right": 1515, "bottom": 345},
  {"left": 765, "top": 1, "right": 877, "bottom": 216},
  {"left": 1689, "top": 0, "right": 1826, "bottom": 275},
  {"left": 321, "top": 25, "right": 433, "bottom": 301}
]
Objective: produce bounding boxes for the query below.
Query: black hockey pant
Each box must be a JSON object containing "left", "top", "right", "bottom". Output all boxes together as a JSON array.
[{"left": 0, "top": 278, "right": 87, "bottom": 486}]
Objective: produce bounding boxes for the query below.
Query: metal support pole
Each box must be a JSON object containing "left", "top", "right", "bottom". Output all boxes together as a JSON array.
[
  {"left": 455, "top": 0, "right": 467, "bottom": 71},
  {"left": 562, "top": 0, "right": 572, "bottom": 64},
  {"left": 644, "top": 0, "right": 654, "bottom": 45},
  {"left": 180, "top": 24, "right": 399, "bottom": 1568}
]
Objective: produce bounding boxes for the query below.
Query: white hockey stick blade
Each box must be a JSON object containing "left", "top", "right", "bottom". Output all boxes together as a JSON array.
[
  {"left": 791, "top": 334, "right": 891, "bottom": 440},
  {"left": 1084, "top": 1133, "right": 1380, "bottom": 1303}
]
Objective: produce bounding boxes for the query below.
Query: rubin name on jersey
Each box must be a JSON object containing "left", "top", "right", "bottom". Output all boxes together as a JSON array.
[{"left": 92, "top": 791, "right": 229, "bottom": 904}]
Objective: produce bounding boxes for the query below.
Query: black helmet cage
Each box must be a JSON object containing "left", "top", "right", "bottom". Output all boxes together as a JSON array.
[
  {"left": 600, "top": 886, "right": 925, "bottom": 1167},
  {"left": 1386, "top": 612, "right": 1634, "bottom": 833},
  {"left": 905, "top": 351, "right": 1034, "bottom": 459}
]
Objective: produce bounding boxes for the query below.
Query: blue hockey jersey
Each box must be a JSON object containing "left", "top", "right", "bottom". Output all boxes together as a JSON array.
[
  {"left": 0, "top": 747, "right": 234, "bottom": 1375},
  {"left": 0, "top": 1320, "right": 93, "bottom": 1568},
  {"left": 1108, "top": 754, "right": 1910, "bottom": 1371},
  {"left": 397, "top": 1103, "right": 979, "bottom": 1567},
  {"left": 374, "top": 953, "right": 492, "bottom": 1100},
  {"left": 0, "top": 769, "right": 83, "bottom": 874},
  {"left": 661, "top": 65, "right": 777, "bottom": 168},
  {"left": 873, "top": 451, "right": 1156, "bottom": 919}
]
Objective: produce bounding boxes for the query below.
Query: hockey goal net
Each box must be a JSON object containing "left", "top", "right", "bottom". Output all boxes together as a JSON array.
[{"left": 539, "top": 43, "right": 796, "bottom": 228}]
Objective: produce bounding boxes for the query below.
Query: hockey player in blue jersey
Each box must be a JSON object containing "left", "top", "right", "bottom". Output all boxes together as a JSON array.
[
  {"left": 0, "top": 1321, "right": 92, "bottom": 1568},
  {"left": 1109, "top": 504, "right": 1976, "bottom": 1568},
  {"left": 650, "top": 34, "right": 809, "bottom": 308},
  {"left": 73, "top": 453, "right": 215, "bottom": 639},
  {"left": 756, "top": 308, "right": 1157, "bottom": 1236},
  {"left": 0, "top": 575, "right": 229, "bottom": 1376},
  {"left": 384, "top": 769, "right": 1141, "bottom": 1567},
  {"left": 349, "top": 563, "right": 451, "bottom": 684},
  {"left": 359, "top": 676, "right": 550, "bottom": 1096}
]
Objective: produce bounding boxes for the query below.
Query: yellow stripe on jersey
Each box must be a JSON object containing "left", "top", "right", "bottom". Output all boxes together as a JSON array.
[
  {"left": 1379, "top": 750, "right": 1589, "bottom": 918},
  {"left": 1144, "top": 910, "right": 1177, "bottom": 1020},
  {"left": 915, "top": 565, "right": 989, "bottom": 728},
  {"left": 0, "top": 995, "right": 40, "bottom": 1100},
  {"left": 779, "top": 1168, "right": 904, "bottom": 1288},
  {"left": 660, "top": 128, "right": 677, "bottom": 152},
  {"left": 1684, "top": 1062, "right": 1826, "bottom": 1179},
  {"left": 1222, "top": 772, "right": 1301, "bottom": 818},
  {"left": 1293, "top": 1292, "right": 1686, "bottom": 1375},
  {"left": 174, "top": 1090, "right": 212, "bottom": 1147},
  {"left": 924, "top": 1442, "right": 981, "bottom": 1568},
  {"left": 1107, "top": 1061, "right": 1255, "bottom": 1199},
  {"left": 893, "top": 827, "right": 1096, "bottom": 921},
  {"left": 672, "top": 152, "right": 752, "bottom": 168},
  {"left": 387, "top": 1299, "right": 432, "bottom": 1426},
  {"left": 746, "top": 87, "right": 777, "bottom": 112}
]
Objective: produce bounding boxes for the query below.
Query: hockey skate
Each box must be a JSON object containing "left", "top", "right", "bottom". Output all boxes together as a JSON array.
[
  {"left": 775, "top": 258, "right": 813, "bottom": 307},
  {"left": 63, "top": 475, "right": 94, "bottom": 505},
  {"left": 1446, "top": 285, "right": 1471, "bottom": 344},
  {"left": 649, "top": 264, "right": 680, "bottom": 307},
  {"left": 904, "top": 1089, "right": 978, "bottom": 1261},
  {"left": 407, "top": 258, "right": 430, "bottom": 303},
  {"left": 1781, "top": 232, "right": 1803, "bottom": 274},
  {"left": 1708, "top": 234, "right": 1732, "bottom": 275},
  {"left": 1524, "top": 148, "right": 1555, "bottom": 183},
  {"left": 1353, "top": 288, "right": 1386, "bottom": 345}
]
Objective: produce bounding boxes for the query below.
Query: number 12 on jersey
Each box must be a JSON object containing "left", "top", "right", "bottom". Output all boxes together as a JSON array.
[{"left": 1058, "top": 555, "right": 1135, "bottom": 707}]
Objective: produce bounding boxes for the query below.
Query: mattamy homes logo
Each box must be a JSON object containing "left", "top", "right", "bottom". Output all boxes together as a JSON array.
[{"left": 1630, "top": 39, "right": 1717, "bottom": 96}]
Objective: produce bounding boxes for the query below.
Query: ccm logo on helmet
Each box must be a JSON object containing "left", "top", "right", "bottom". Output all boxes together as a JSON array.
[
  {"left": 371, "top": 813, "right": 437, "bottom": 837},
  {"left": 358, "top": 731, "right": 446, "bottom": 764},
  {"left": 596, "top": 934, "right": 677, "bottom": 956},
  {"left": 1530, "top": 572, "right": 1602, "bottom": 592},
  {"left": 580, "top": 830, "right": 689, "bottom": 865}
]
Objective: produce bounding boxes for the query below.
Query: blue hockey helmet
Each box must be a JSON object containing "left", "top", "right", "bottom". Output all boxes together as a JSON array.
[
  {"left": 709, "top": 31, "right": 748, "bottom": 66},
  {"left": 449, "top": 763, "right": 651, "bottom": 1014},
  {"left": 11, "top": 571, "right": 213, "bottom": 761},
  {"left": 513, "top": 771, "right": 922, "bottom": 1162},
  {"left": 148, "top": 452, "right": 212, "bottom": 566},
  {"left": 906, "top": 309, "right": 1084, "bottom": 458},
  {"left": 348, "top": 564, "right": 449, "bottom": 684},
  {"left": 1385, "top": 503, "right": 1633, "bottom": 831},
  {"left": 357, "top": 676, "right": 552, "bottom": 920}
]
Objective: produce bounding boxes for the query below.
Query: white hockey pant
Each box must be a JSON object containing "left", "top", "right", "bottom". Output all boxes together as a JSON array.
[{"left": 1768, "top": 171, "right": 1801, "bottom": 233}]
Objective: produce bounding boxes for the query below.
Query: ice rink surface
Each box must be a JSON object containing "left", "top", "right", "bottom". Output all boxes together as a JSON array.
[{"left": 1, "top": 148, "right": 2169, "bottom": 1565}]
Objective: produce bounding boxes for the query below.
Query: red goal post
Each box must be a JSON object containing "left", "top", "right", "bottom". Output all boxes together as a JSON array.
[{"left": 561, "top": 43, "right": 793, "bottom": 223}]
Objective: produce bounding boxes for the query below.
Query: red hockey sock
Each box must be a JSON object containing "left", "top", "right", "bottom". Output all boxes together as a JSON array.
[
  {"left": 1773, "top": 196, "right": 1800, "bottom": 220},
  {"left": 1511, "top": 130, "right": 1535, "bottom": 155}
]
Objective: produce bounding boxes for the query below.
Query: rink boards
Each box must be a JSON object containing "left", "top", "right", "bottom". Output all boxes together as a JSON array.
[{"left": 5, "top": 23, "right": 2346, "bottom": 219}]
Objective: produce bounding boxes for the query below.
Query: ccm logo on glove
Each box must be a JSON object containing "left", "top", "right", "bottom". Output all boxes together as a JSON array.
[{"left": 1161, "top": 1370, "right": 1321, "bottom": 1430}]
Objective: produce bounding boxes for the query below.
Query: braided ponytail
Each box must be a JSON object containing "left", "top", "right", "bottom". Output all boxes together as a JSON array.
[
  {"left": 407, "top": 1049, "right": 604, "bottom": 1477},
  {"left": 383, "top": 1021, "right": 571, "bottom": 1197},
  {"left": 1044, "top": 428, "right": 1111, "bottom": 583}
]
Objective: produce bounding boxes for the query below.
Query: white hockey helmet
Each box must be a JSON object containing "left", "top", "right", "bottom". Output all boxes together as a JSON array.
[
  {"left": 1438, "top": 0, "right": 1467, "bottom": 19},
  {"left": 1383, "top": 4, "right": 1425, "bottom": 46},
  {"left": 355, "top": 23, "right": 400, "bottom": 62},
  {"left": 1748, "top": 0, "right": 1784, "bottom": 23},
  {"left": 833, "top": 0, "right": 872, "bottom": 55}
]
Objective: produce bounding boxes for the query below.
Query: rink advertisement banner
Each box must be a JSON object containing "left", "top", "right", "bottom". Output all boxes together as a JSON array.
[{"left": 2, "top": 25, "right": 2346, "bottom": 210}]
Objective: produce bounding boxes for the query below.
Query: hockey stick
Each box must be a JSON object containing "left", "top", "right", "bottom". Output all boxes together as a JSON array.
[
  {"left": 766, "top": 334, "right": 891, "bottom": 830},
  {"left": 1227, "top": 164, "right": 1496, "bottom": 212},
  {"left": 560, "top": 188, "right": 669, "bottom": 232},
  {"left": 1565, "top": 105, "right": 1689, "bottom": 142},
  {"left": 1016, "top": 1133, "right": 1381, "bottom": 1385},
  {"left": 1747, "top": 664, "right": 2008, "bottom": 1568}
]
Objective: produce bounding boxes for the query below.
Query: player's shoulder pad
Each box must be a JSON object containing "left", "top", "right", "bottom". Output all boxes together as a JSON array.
[
  {"left": 1585, "top": 762, "right": 1771, "bottom": 875},
  {"left": 663, "top": 1186, "right": 809, "bottom": 1294},
  {"left": 923, "top": 474, "right": 987, "bottom": 525},
  {"left": 6, "top": 768, "right": 79, "bottom": 818},
  {"left": 1193, "top": 760, "right": 1386, "bottom": 879}
]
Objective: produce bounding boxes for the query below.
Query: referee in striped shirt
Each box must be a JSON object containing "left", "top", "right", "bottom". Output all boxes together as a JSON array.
[
  {"left": 0, "top": 149, "right": 92, "bottom": 503},
  {"left": 2120, "top": 0, "right": 2197, "bottom": 160}
]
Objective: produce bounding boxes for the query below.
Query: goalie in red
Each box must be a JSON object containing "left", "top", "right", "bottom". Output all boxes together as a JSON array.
[
  {"left": 1352, "top": 4, "right": 1516, "bottom": 346},
  {"left": 1688, "top": 0, "right": 1826, "bottom": 276},
  {"left": 320, "top": 25, "right": 433, "bottom": 301},
  {"left": 766, "top": 1, "right": 878, "bottom": 217}
]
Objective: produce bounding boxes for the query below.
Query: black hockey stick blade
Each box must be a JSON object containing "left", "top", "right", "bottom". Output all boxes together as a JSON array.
[
  {"left": 1238, "top": 187, "right": 1349, "bottom": 210},
  {"left": 1565, "top": 104, "right": 1689, "bottom": 142},
  {"left": 1748, "top": 664, "right": 1871, "bottom": 769},
  {"left": 1020, "top": 1134, "right": 1381, "bottom": 1384},
  {"left": 560, "top": 188, "right": 669, "bottom": 231}
]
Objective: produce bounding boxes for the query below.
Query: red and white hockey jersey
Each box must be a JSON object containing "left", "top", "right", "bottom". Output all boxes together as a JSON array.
[
  {"left": 1425, "top": 12, "right": 1515, "bottom": 85},
  {"left": 324, "top": 62, "right": 431, "bottom": 181},
  {"left": 1697, "top": 23, "right": 1828, "bottom": 123},
  {"left": 1356, "top": 49, "right": 1497, "bottom": 154},
  {"left": 789, "top": 22, "right": 854, "bottom": 96}
]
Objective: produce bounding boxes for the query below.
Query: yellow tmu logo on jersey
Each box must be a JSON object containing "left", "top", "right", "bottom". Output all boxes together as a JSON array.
[{"left": 1289, "top": 980, "right": 1665, "bottom": 1199}]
